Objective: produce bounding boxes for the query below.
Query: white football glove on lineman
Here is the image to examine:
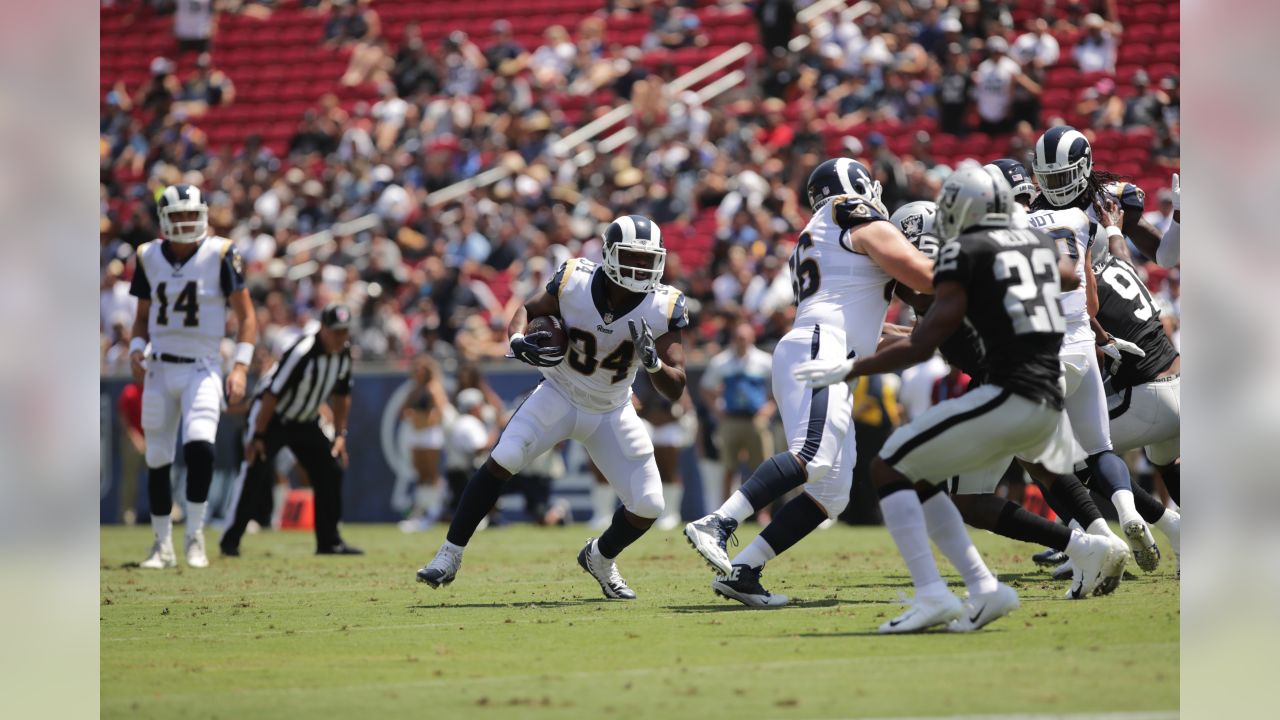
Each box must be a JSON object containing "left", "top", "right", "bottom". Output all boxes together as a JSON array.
[
  {"left": 1099, "top": 338, "right": 1146, "bottom": 375},
  {"left": 1170, "top": 173, "right": 1179, "bottom": 213},
  {"left": 793, "top": 358, "right": 856, "bottom": 388}
]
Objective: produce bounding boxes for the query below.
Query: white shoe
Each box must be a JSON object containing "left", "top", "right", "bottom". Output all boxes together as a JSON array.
[
  {"left": 577, "top": 539, "right": 636, "bottom": 600},
  {"left": 185, "top": 533, "right": 209, "bottom": 568},
  {"left": 817, "top": 517, "right": 836, "bottom": 530},
  {"left": 1123, "top": 519, "right": 1161, "bottom": 572},
  {"left": 950, "top": 583, "right": 1020, "bottom": 632},
  {"left": 683, "top": 514, "right": 738, "bottom": 576},
  {"left": 140, "top": 539, "right": 176, "bottom": 569},
  {"left": 879, "top": 592, "right": 963, "bottom": 634},
  {"left": 1067, "top": 531, "right": 1127, "bottom": 599},
  {"left": 416, "top": 544, "right": 464, "bottom": 588},
  {"left": 398, "top": 515, "right": 435, "bottom": 533}
]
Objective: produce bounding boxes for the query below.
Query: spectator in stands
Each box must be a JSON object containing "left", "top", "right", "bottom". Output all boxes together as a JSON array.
[
  {"left": 754, "top": 0, "right": 796, "bottom": 53},
  {"left": 174, "top": 0, "right": 216, "bottom": 53},
  {"left": 176, "top": 53, "right": 235, "bottom": 117},
  {"left": 1076, "top": 77, "right": 1125, "bottom": 129},
  {"left": 484, "top": 19, "right": 528, "bottom": 76},
  {"left": 440, "top": 31, "right": 486, "bottom": 96},
  {"left": 1011, "top": 18, "right": 1060, "bottom": 69},
  {"left": 135, "top": 57, "right": 181, "bottom": 118},
  {"left": 529, "top": 25, "right": 576, "bottom": 90},
  {"left": 1151, "top": 126, "right": 1181, "bottom": 170},
  {"left": 1072, "top": 13, "right": 1119, "bottom": 73},
  {"left": 973, "top": 36, "right": 1023, "bottom": 135},
  {"left": 392, "top": 24, "right": 441, "bottom": 98},
  {"left": 1123, "top": 69, "right": 1163, "bottom": 129},
  {"left": 1160, "top": 74, "right": 1180, "bottom": 127},
  {"left": 324, "top": 0, "right": 378, "bottom": 48},
  {"left": 936, "top": 42, "right": 972, "bottom": 135}
]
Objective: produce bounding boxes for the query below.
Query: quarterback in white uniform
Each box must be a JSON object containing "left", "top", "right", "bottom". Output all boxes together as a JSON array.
[
  {"left": 417, "top": 214, "right": 688, "bottom": 600},
  {"left": 684, "top": 158, "right": 935, "bottom": 607},
  {"left": 1027, "top": 126, "right": 1160, "bottom": 566},
  {"left": 128, "top": 184, "right": 257, "bottom": 569}
]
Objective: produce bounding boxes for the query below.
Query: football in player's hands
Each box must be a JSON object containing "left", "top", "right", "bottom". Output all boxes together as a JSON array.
[{"left": 512, "top": 316, "right": 567, "bottom": 367}]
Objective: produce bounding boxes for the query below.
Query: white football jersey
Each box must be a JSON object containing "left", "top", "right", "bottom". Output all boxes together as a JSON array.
[
  {"left": 131, "top": 236, "right": 245, "bottom": 359},
  {"left": 1026, "top": 205, "right": 1093, "bottom": 343},
  {"left": 541, "top": 258, "right": 688, "bottom": 413},
  {"left": 790, "top": 196, "right": 895, "bottom": 359}
]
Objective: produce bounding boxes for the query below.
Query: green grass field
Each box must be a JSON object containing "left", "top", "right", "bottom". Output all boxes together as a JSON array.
[{"left": 101, "top": 523, "right": 1178, "bottom": 719}]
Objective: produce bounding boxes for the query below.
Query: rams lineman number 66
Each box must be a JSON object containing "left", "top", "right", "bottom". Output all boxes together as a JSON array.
[{"left": 128, "top": 184, "right": 257, "bottom": 569}]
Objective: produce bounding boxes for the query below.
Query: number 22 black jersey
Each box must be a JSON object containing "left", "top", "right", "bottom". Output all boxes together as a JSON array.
[
  {"left": 934, "top": 228, "right": 1066, "bottom": 409},
  {"left": 1094, "top": 255, "right": 1178, "bottom": 390}
]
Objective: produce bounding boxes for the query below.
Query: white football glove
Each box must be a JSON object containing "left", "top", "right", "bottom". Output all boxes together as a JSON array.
[
  {"left": 1170, "top": 173, "right": 1179, "bottom": 213},
  {"left": 1100, "top": 338, "right": 1146, "bottom": 374},
  {"left": 628, "top": 318, "right": 660, "bottom": 372},
  {"left": 792, "top": 358, "right": 856, "bottom": 388}
]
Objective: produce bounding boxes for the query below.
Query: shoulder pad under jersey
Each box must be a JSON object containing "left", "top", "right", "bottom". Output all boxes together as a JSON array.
[{"left": 830, "top": 196, "right": 889, "bottom": 230}]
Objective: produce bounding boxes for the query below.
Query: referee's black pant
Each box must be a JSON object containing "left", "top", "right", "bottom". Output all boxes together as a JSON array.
[{"left": 221, "top": 418, "right": 345, "bottom": 552}]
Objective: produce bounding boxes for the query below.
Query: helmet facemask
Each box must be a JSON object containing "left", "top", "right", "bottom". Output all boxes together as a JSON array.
[
  {"left": 160, "top": 205, "right": 208, "bottom": 244},
  {"left": 603, "top": 242, "right": 666, "bottom": 293},
  {"left": 1033, "top": 153, "right": 1092, "bottom": 207}
]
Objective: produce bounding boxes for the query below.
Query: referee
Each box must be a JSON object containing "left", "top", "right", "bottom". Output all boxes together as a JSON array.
[{"left": 220, "top": 304, "right": 362, "bottom": 556}]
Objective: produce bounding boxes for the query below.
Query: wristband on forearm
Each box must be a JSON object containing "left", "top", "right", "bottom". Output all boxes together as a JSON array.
[
  {"left": 129, "top": 337, "right": 147, "bottom": 355},
  {"left": 1105, "top": 225, "right": 1123, "bottom": 240},
  {"left": 645, "top": 357, "right": 664, "bottom": 374},
  {"left": 234, "top": 342, "right": 255, "bottom": 367}
]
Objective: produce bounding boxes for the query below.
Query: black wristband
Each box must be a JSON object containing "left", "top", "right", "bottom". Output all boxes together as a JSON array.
[{"left": 253, "top": 432, "right": 267, "bottom": 442}]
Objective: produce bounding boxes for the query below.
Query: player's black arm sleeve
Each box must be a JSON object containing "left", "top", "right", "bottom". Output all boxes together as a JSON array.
[
  {"left": 649, "top": 328, "right": 687, "bottom": 401},
  {"left": 846, "top": 280, "right": 967, "bottom": 379}
]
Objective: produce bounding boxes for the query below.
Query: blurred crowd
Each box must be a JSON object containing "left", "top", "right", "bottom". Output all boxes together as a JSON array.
[{"left": 100, "top": 0, "right": 1181, "bottom": 372}]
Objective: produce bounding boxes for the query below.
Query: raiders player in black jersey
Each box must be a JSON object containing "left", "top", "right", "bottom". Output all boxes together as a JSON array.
[
  {"left": 1038, "top": 237, "right": 1182, "bottom": 575},
  {"left": 886, "top": 187, "right": 1123, "bottom": 600},
  {"left": 796, "top": 166, "right": 1128, "bottom": 633}
]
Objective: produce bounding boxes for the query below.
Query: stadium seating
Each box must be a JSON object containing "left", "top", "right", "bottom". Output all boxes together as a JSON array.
[{"left": 101, "top": 0, "right": 1178, "bottom": 273}]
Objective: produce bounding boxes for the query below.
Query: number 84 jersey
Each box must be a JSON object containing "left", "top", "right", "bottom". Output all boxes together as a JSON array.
[
  {"left": 541, "top": 258, "right": 688, "bottom": 413},
  {"left": 129, "top": 237, "right": 245, "bottom": 360}
]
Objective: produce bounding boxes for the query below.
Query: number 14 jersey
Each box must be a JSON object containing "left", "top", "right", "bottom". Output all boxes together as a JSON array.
[
  {"left": 130, "top": 236, "right": 245, "bottom": 360},
  {"left": 934, "top": 228, "right": 1066, "bottom": 409}
]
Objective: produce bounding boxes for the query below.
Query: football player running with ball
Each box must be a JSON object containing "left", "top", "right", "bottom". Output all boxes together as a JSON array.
[
  {"left": 683, "top": 158, "right": 935, "bottom": 607},
  {"left": 416, "top": 215, "right": 688, "bottom": 600},
  {"left": 795, "top": 166, "right": 1083, "bottom": 632},
  {"left": 129, "top": 184, "right": 257, "bottom": 569}
]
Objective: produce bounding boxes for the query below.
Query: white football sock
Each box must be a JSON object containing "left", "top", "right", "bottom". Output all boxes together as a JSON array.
[
  {"left": 151, "top": 514, "right": 173, "bottom": 545},
  {"left": 590, "top": 484, "right": 615, "bottom": 522},
  {"left": 185, "top": 502, "right": 207, "bottom": 538},
  {"left": 1085, "top": 517, "right": 1118, "bottom": 539},
  {"left": 271, "top": 483, "right": 289, "bottom": 529},
  {"left": 1110, "top": 489, "right": 1142, "bottom": 527},
  {"left": 879, "top": 488, "right": 948, "bottom": 599},
  {"left": 717, "top": 491, "right": 754, "bottom": 523},
  {"left": 414, "top": 484, "right": 442, "bottom": 519},
  {"left": 1154, "top": 509, "right": 1180, "bottom": 555},
  {"left": 921, "top": 492, "right": 999, "bottom": 596},
  {"left": 733, "top": 535, "right": 777, "bottom": 569},
  {"left": 661, "top": 484, "right": 683, "bottom": 522}
]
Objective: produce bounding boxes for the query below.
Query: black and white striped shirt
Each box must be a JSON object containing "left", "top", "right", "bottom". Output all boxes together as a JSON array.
[{"left": 257, "top": 332, "right": 353, "bottom": 422}]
